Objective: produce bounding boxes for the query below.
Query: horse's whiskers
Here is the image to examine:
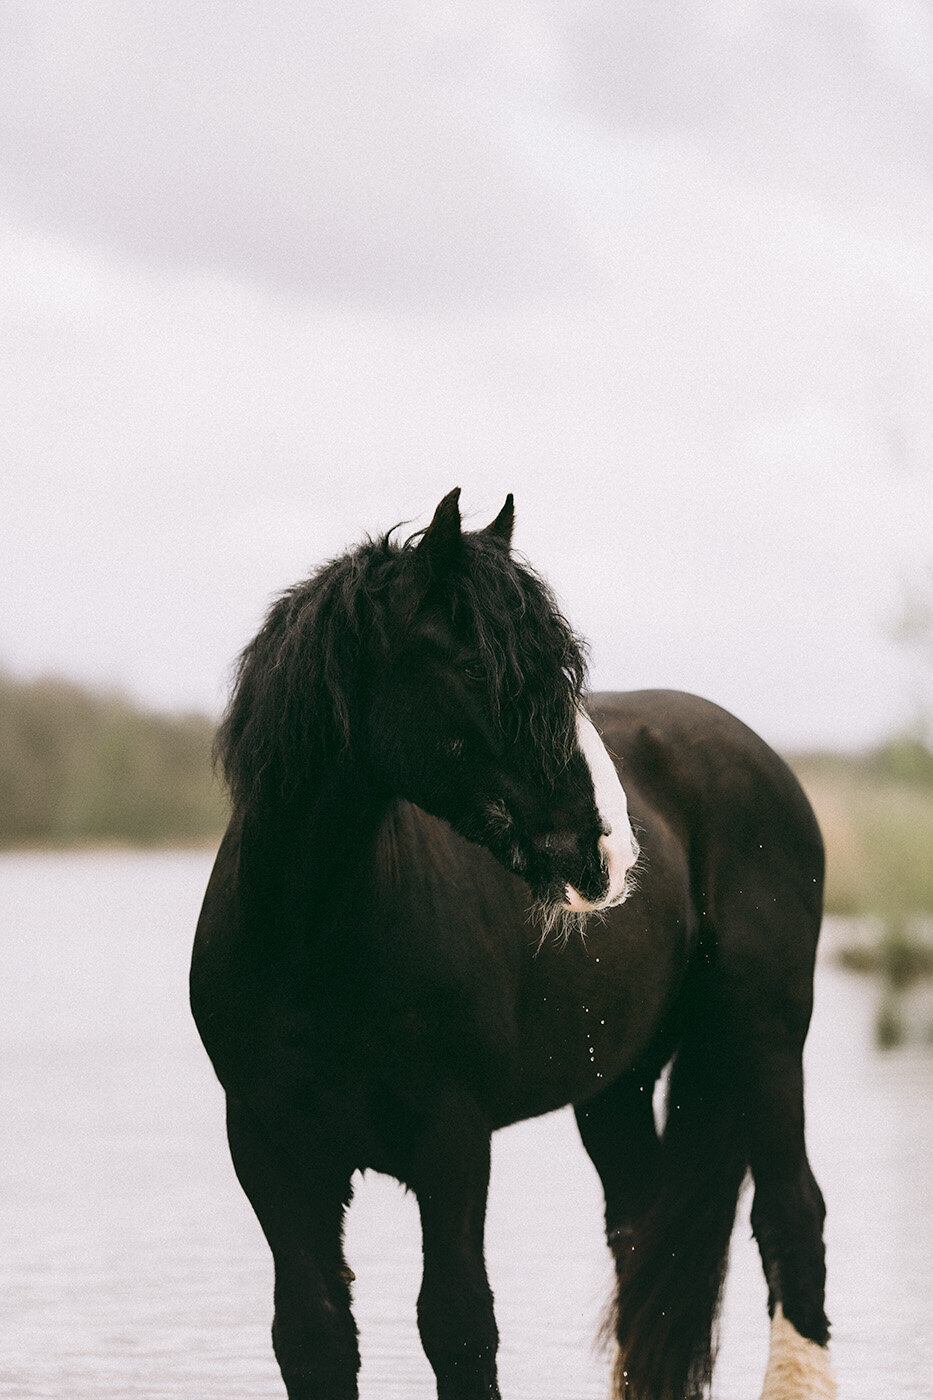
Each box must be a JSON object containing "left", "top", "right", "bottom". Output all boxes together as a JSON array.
[{"left": 530, "top": 897, "right": 592, "bottom": 952}]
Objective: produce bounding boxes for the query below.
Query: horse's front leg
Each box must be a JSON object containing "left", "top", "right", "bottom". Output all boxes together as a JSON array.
[
  {"left": 411, "top": 1091, "right": 500, "bottom": 1400},
  {"left": 226, "top": 1095, "right": 360, "bottom": 1400}
]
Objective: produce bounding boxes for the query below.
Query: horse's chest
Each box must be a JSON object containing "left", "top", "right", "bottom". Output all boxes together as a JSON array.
[{"left": 269, "top": 961, "right": 511, "bottom": 1098}]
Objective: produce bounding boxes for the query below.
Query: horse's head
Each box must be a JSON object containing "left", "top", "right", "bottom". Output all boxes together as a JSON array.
[{"left": 368, "top": 489, "right": 640, "bottom": 920}]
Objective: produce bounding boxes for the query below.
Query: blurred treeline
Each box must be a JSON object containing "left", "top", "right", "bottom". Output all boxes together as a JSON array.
[
  {"left": 1, "top": 670, "right": 931, "bottom": 924},
  {"left": 0, "top": 671, "right": 227, "bottom": 847},
  {"left": 3, "top": 668, "right": 928, "bottom": 1042}
]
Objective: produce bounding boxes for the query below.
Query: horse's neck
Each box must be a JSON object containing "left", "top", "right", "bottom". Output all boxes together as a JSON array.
[{"left": 308, "top": 757, "right": 388, "bottom": 882}]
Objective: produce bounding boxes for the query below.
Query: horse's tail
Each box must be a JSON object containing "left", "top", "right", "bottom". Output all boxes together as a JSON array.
[{"left": 609, "top": 968, "right": 747, "bottom": 1400}]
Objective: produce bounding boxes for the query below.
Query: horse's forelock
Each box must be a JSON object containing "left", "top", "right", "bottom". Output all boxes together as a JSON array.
[
  {"left": 365, "top": 530, "right": 589, "bottom": 777},
  {"left": 449, "top": 535, "right": 588, "bottom": 776}
]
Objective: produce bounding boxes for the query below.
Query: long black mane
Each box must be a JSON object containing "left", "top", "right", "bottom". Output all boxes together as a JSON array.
[{"left": 215, "top": 522, "right": 588, "bottom": 813}]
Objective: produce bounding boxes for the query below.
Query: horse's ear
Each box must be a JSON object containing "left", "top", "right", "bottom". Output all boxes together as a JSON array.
[
  {"left": 484, "top": 493, "right": 514, "bottom": 545},
  {"left": 416, "top": 488, "right": 463, "bottom": 580}
]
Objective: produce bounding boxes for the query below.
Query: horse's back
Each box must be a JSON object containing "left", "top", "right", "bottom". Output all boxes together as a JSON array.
[
  {"left": 590, "top": 689, "right": 825, "bottom": 1001},
  {"left": 590, "top": 687, "right": 812, "bottom": 792},
  {"left": 590, "top": 688, "right": 822, "bottom": 868}
]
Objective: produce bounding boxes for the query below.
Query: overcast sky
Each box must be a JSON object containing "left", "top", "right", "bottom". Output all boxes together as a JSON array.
[{"left": 2, "top": 0, "right": 931, "bottom": 750}]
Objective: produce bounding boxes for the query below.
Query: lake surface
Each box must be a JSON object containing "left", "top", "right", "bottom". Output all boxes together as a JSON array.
[{"left": 1, "top": 850, "right": 931, "bottom": 1399}]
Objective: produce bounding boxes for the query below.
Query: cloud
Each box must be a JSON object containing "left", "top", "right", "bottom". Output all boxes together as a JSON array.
[
  {"left": 557, "top": 0, "right": 933, "bottom": 221},
  {"left": 0, "top": 0, "right": 586, "bottom": 305},
  {"left": 6, "top": 1, "right": 931, "bottom": 307}
]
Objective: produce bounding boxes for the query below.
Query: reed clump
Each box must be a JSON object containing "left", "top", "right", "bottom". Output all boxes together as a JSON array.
[{"left": 791, "top": 741, "right": 933, "bottom": 1046}]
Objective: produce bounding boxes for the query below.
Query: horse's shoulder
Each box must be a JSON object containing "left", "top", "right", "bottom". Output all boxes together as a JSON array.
[
  {"left": 373, "top": 800, "right": 521, "bottom": 912},
  {"left": 373, "top": 800, "right": 457, "bottom": 881}
]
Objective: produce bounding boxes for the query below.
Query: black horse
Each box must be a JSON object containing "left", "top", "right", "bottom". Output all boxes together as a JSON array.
[{"left": 191, "top": 490, "right": 835, "bottom": 1400}]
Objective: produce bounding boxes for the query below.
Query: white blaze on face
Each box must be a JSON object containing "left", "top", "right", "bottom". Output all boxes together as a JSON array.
[
  {"left": 564, "top": 710, "right": 640, "bottom": 912},
  {"left": 759, "top": 1305, "right": 837, "bottom": 1400}
]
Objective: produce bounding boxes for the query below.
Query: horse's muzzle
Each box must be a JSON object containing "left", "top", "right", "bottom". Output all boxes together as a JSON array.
[{"left": 562, "top": 831, "right": 639, "bottom": 912}]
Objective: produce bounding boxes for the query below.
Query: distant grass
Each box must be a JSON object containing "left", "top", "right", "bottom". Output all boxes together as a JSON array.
[
  {"left": 802, "top": 774, "right": 933, "bottom": 918},
  {"left": 0, "top": 671, "right": 228, "bottom": 848},
  {"left": 790, "top": 743, "right": 933, "bottom": 920}
]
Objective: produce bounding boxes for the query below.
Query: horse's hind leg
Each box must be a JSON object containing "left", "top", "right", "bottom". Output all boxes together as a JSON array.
[
  {"left": 739, "top": 1032, "right": 836, "bottom": 1400},
  {"left": 579, "top": 1007, "right": 749, "bottom": 1400},
  {"left": 717, "top": 899, "right": 836, "bottom": 1399},
  {"left": 225, "top": 1096, "right": 359, "bottom": 1400}
]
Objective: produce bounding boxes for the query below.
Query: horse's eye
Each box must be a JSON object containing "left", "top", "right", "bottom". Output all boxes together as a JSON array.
[{"left": 463, "top": 663, "right": 486, "bottom": 683}]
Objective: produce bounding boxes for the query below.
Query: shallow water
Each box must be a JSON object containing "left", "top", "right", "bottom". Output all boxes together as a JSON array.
[{"left": 1, "top": 850, "right": 930, "bottom": 1398}]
